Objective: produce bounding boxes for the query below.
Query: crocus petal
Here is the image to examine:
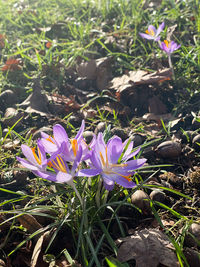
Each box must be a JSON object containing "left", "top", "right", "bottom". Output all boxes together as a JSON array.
[
  {"left": 16, "top": 157, "right": 40, "bottom": 171},
  {"left": 148, "top": 25, "right": 156, "bottom": 35},
  {"left": 90, "top": 149, "right": 102, "bottom": 169},
  {"left": 107, "top": 136, "right": 123, "bottom": 163},
  {"left": 21, "top": 144, "right": 38, "bottom": 166},
  {"left": 41, "top": 132, "right": 50, "bottom": 139},
  {"left": 71, "top": 145, "right": 82, "bottom": 173},
  {"left": 53, "top": 124, "right": 69, "bottom": 145},
  {"left": 122, "top": 147, "right": 141, "bottom": 161},
  {"left": 76, "top": 168, "right": 101, "bottom": 177},
  {"left": 139, "top": 33, "right": 154, "bottom": 40},
  {"left": 115, "top": 176, "right": 136, "bottom": 188},
  {"left": 33, "top": 170, "right": 57, "bottom": 182},
  {"left": 56, "top": 171, "right": 73, "bottom": 184},
  {"left": 37, "top": 140, "right": 46, "bottom": 163},
  {"left": 102, "top": 175, "right": 115, "bottom": 191},
  {"left": 156, "top": 22, "right": 165, "bottom": 36},
  {"left": 75, "top": 120, "right": 85, "bottom": 140},
  {"left": 40, "top": 138, "right": 58, "bottom": 154}
]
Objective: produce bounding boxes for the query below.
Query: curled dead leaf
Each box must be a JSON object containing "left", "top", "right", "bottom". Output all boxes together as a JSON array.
[
  {"left": 117, "top": 228, "right": 179, "bottom": 267},
  {"left": 110, "top": 68, "right": 172, "bottom": 93}
]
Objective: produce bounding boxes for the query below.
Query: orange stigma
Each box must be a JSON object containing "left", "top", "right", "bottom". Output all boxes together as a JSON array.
[{"left": 71, "top": 139, "right": 78, "bottom": 156}]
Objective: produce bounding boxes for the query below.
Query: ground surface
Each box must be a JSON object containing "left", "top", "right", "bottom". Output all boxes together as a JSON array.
[{"left": 0, "top": 0, "right": 200, "bottom": 266}]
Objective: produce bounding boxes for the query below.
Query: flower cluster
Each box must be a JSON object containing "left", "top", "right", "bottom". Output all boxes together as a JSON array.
[
  {"left": 139, "top": 22, "right": 181, "bottom": 55},
  {"left": 17, "top": 121, "right": 146, "bottom": 191}
]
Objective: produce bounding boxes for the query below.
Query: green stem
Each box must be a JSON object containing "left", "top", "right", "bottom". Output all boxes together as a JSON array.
[{"left": 168, "top": 54, "right": 175, "bottom": 79}]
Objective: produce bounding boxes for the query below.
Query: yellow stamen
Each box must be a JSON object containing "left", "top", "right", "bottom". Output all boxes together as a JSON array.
[
  {"left": 99, "top": 151, "right": 105, "bottom": 166},
  {"left": 56, "top": 155, "right": 67, "bottom": 173},
  {"left": 145, "top": 29, "right": 155, "bottom": 36},
  {"left": 48, "top": 155, "right": 67, "bottom": 173},
  {"left": 71, "top": 139, "right": 78, "bottom": 156},
  {"left": 46, "top": 136, "right": 55, "bottom": 144},
  {"left": 31, "top": 147, "right": 42, "bottom": 165}
]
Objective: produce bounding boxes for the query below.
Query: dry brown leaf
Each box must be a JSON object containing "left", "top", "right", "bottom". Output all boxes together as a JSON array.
[
  {"left": 167, "top": 24, "right": 178, "bottom": 41},
  {"left": 1, "top": 58, "right": 22, "bottom": 71},
  {"left": 17, "top": 214, "right": 42, "bottom": 234},
  {"left": 31, "top": 231, "right": 50, "bottom": 267},
  {"left": 117, "top": 228, "right": 179, "bottom": 267},
  {"left": 148, "top": 95, "right": 167, "bottom": 114},
  {"left": 110, "top": 68, "right": 172, "bottom": 93}
]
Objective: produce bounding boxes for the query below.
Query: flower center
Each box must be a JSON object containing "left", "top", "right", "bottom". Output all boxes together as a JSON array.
[
  {"left": 47, "top": 155, "right": 67, "bottom": 173},
  {"left": 31, "top": 147, "right": 42, "bottom": 165},
  {"left": 145, "top": 29, "right": 155, "bottom": 36},
  {"left": 164, "top": 40, "right": 171, "bottom": 48},
  {"left": 99, "top": 147, "right": 131, "bottom": 182}
]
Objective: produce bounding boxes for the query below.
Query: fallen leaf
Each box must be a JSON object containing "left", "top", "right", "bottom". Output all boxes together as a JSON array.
[
  {"left": 110, "top": 68, "right": 172, "bottom": 93},
  {"left": 17, "top": 214, "right": 42, "bottom": 234},
  {"left": 148, "top": 95, "right": 167, "bottom": 114},
  {"left": 1, "top": 58, "right": 22, "bottom": 71},
  {"left": 167, "top": 24, "right": 178, "bottom": 41},
  {"left": 31, "top": 231, "right": 50, "bottom": 267},
  {"left": 116, "top": 228, "right": 179, "bottom": 267}
]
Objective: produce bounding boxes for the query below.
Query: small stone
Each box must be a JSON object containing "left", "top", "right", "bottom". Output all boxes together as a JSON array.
[
  {"left": 83, "top": 130, "right": 94, "bottom": 144},
  {"left": 95, "top": 121, "right": 106, "bottom": 135},
  {"left": 192, "top": 134, "right": 200, "bottom": 152},
  {"left": 150, "top": 190, "right": 166, "bottom": 203},
  {"left": 3, "top": 107, "right": 24, "bottom": 127},
  {"left": 185, "top": 223, "right": 200, "bottom": 247},
  {"left": 32, "top": 126, "right": 53, "bottom": 140},
  {"left": 68, "top": 115, "right": 83, "bottom": 128},
  {"left": 110, "top": 127, "right": 128, "bottom": 141},
  {"left": 131, "top": 190, "right": 151, "bottom": 215},
  {"left": 0, "top": 89, "right": 17, "bottom": 110},
  {"left": 184, "top": 248, "right": 200, "bottom": 267},
  {"left": 156, "top": 141, "right": 182, "bottom": 158},
  {"left": 130, "top": 134, "right": 144, "bottom": 147}
]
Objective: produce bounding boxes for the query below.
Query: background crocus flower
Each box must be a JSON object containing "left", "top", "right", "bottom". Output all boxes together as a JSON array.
[
  {"left": 139, "top": 22, "right": 165, "bottom": 41},
  {"left": 17, "top": 140, "right": 47, "bottom": 171},
  {"left": 78, "top": 133, "right": 146, "bottom": 191},
  {"left": 160, "top": 40, "right": 181, "bottom": 55}
]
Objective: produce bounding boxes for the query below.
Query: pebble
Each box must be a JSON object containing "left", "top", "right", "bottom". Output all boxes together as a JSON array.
[
  {"left": 131, "top": 190, "right": 151, "bottom": 214},
  {"left": 3, "top": 107, "right": 24, "bottom": 127},
  {"left": 110, "top": 127, "right": 128, "bottom": 141},
  {"left": 185, "top": 223, "right": 200, "bottom": 247},
  {"left": 94, "top": 121, "right": 106, "bottom": 135},
  {"left": 192, "top": 134, "right": 200, "bottom": 152},
  {"left": 156, "top": 141, "right": 182, "bottom": 158},
  {"left": 150, "top": 189, "right": 166, "bottom": 203},
  {"left": 83, "top": 130, "right": 94, "bottom": 144}
]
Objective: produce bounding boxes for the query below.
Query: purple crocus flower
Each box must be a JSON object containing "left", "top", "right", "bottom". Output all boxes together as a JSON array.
[
  {"left": 78, "top": 133, "right": 146, "bottom": 191},
  {"left": 40, "top": 120, "right": 89, "bottom": 162},
  {"left": 34, "top": 145, "right": 99, "bottom": 186},
  {"left": 160, "top": 40, "right": 181, "bottom": 55},
  {"left": 16, "top": 140, "right": 47, "bottom": 171},
  {"left": 139, "top": 22, "right": 165, "bottom": 41}
]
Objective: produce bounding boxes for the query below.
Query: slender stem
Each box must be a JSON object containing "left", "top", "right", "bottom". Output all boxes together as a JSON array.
[
  {"left": 72, "top": 183, "right": 83, "bottom": 207},
  {"left": 95, "top": 176, "right": 102, "bottom": 209},
  {"left": 168, "top": 54, "right": 175, "bottom": 79},
  {"left": 71, "top": 183, "right": 88, "bottom": 229}
]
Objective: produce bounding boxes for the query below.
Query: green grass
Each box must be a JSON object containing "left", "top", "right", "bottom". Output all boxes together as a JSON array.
[{"left": 0, "top": 0, "right": 199, "bottom": 266}]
